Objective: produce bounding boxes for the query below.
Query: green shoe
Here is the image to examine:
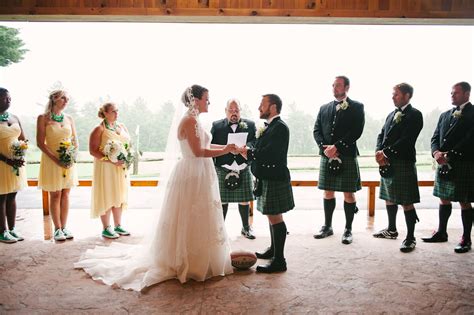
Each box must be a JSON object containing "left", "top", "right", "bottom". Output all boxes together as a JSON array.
[
  {"left": 102, "top": 226, "right": 119, "bottom": 239},
  {"left": 0, "top": 231, "right": 18, "bottom": 244},
  {"left": 9, "top": 228, "right": 24, "bottom": 241},
  {"left": 114, "top": 225, "right": 130, "bottom": 236}
]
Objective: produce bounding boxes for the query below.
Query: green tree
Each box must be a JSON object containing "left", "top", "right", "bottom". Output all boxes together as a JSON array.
[{"left": 0, "top": 26, "right": 28, "bottom": 67}]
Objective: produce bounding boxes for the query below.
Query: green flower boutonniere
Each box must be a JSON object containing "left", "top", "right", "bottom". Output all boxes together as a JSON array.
[{"left": 239, "top": 121, "right": 248, "bottom": 129}]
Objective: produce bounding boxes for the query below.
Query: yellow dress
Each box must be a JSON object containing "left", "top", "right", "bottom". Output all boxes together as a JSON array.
[
  {"left": 91, "top": 128, "right": 130, "bottom": 218},
  {"left": 0, "top": 123, "right": 28, "bottom": 195},
  {"left": 38, "top": 124, "right": 79, "bottom": 192}
]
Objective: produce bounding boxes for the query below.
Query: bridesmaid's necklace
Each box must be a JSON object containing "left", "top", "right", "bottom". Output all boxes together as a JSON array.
[
  {"left": 0, "top": 112, "right": 9, "bottom": 122},
  {"left": 104, "top": 119, "right": 118, "bottom": 131},
  {"left": 51, "top": 112, "right": 64, "bottom": 123}
]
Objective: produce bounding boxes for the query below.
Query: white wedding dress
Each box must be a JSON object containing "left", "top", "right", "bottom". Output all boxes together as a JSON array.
[{"left": 74, "top": 117, "right": 233, "bottom": 291}]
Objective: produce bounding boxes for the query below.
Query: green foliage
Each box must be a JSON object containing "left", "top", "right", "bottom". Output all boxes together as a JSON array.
[
  {"left": 0, "top": 26, "right": 28, "bottom": 67},
  {"left": 285, "top": 102, "right": 318, "bottom": 155}
]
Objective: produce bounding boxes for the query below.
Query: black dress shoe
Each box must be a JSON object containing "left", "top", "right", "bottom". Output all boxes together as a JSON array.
[
  {"left": 241, "top": 227, "right": 256, "bottom": 240},
  {"left": 256, "top": 258, "right": 287, "bottom": 273},
  {"left": 454, "top": 238, "right": 472, "bottom": 254},
  {"left": 255, "top": 247, "right": 273, "bottom": 259},
  {"left": 313, "top": 226, "right": 334, "bottom": 239},
  {"left": 421, "top": 231, "right": 448, "bottom": 243},
  {"left": 341, "top": 228, "right": 353, "bottom": 245},
  {"left": 400, "top": 238, "right": 416, "bottom": 253}
]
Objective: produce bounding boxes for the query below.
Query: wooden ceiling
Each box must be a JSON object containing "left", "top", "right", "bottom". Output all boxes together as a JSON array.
[{"left": 1, "top": 0, "right": 474, "bottom": 22}]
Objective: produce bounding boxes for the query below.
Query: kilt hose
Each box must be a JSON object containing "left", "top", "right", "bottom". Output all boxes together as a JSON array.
[
  {"left": 257, "top": 179, "right": 295, "bottom": 215},
  {"left": 216, "top": 166, "right": 254, "bottom": 203},
  {"left": 318, "top": 155, "right": 362, "bottom": 192},
  {"left": 433, "top": 160, "right": 474, "bottom": 202},
  {"left": 379, "top": 159, "right": 420, "bottom": 205}
]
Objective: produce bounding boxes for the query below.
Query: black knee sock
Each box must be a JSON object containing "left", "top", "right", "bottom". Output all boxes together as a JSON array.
[
  {"left": 272, "top": 221, "right": 287, "bottom": 261},
  {"left": 344, "top": 202, "right": 357, "bottom": 230},
  {"left": 404, "top": 209, "right": 418, "bottom": 240},
  {"left": 461, "top": 208, "right": 473, "bottom": 243},
  {"left": 323, "top": 198, "right": 336, "bottom": 227},
  {"left": 386, "top": 204, "right": 398, "bottom": 231},
  {"left": 238, "top": 204, "right": 250, "bottom": 230},
  {"left": 438, "top": 204, "right": 452, "bottom": 234},
  {"left": 222, "top": 204, "right": 229, "bottom": 220}
]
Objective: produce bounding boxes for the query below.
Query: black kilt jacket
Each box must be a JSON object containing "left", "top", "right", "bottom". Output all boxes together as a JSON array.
[
  {"left": 210, "top": 118, "right": 257, "bottom": 167},
  {"left": 431, "top": 103, "right": 474, "bottom": 162},
  {"left": 248, "top": 117, "right": 291, "bottom": 181},
  {"left": 376, "top": 104, "right": 423, "bottom": 162},
  {"left": 313, "top": 98, "right": 365, "bottom": 157}
]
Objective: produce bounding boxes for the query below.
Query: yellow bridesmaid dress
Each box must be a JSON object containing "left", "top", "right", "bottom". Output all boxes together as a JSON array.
[
  {"left": 0, "top": 123, "right": 27, "bottom": 195},
  {"left": 91, "top": 127, "right": 130, "bottom": 218},
  {"left": 38, "top": 123, "right": 79, "bottom": 192}
]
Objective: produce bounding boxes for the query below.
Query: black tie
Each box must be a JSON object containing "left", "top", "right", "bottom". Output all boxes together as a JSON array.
[
  {"left": 395, "top": 108, "right": 402, "bottom": 113},
  {"left": 264, "top": 122, "right": 269, "bottom": 127}
]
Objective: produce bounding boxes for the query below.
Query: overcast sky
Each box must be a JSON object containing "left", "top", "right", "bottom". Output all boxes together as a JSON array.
[{"left": 0, "top": 21, "right": 473, "bottom": 125}]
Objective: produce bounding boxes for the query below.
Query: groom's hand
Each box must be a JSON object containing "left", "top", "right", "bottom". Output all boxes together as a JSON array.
[{"left": 239, "top": 146, "right": 248, "bottom": 160}]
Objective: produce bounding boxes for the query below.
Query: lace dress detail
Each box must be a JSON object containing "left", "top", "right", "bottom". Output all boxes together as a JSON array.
[{"left": 75, "top": 119, "right": 233, "bottom": 291}]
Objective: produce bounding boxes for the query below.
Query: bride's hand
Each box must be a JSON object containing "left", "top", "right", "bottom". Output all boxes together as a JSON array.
[{"left": 224, "top": 144, "right": 238, "bottom": 154}]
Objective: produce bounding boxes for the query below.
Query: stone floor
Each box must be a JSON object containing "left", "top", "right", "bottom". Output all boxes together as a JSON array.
[{"left": 0, "top": 205, "right": 473, "bottom": 314}]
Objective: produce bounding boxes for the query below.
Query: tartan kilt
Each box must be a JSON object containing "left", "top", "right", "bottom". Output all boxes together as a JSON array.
[
  {"left": 318, "top": 155, "right": 362, "bottom": 192},
  {"left": 257, "top": 179, "right": 294, "bottom": 215},
  {"left": 433, "top": 160, "right": 474, "bottom": 202},
  {"left": 379, "top": 159, "right": 420, "bottom": 205},
  {"left": 216, "top": 166, "right": 254, "bottom": 203}
]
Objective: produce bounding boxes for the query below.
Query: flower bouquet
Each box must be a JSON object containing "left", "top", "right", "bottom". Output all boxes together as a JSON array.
[
  {"left": 57, "top": 139, "right": 77, "bottom": 177},
  {"left": 10, "top": 139, "right": 28, "bottom": 176},
  {"left": 103, "top": 140, "right": 134, "bottom": 170}
]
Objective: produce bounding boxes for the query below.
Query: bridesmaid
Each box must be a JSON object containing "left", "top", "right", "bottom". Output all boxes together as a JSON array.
[
  {"left": 37, "top": 90, "right": 79, "bottom": 241},
  {"left": 89, "top": 102, "right": 131, "bottom": 239},
  {"left": 0, "top": 88, "right": 28, "bottom": 243}
]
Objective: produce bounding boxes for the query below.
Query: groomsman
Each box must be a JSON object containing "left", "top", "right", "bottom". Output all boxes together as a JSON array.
[
  {"left": 373, "top": 83, "right": 423, "bottom": 252},
  {"left": 422, "top": 82, "right": 474, "bottom": 254},
  {"left": 243, "top": 94, "right": 294, "bottom": 273},
  {"left": 313, "top": 76, "right": 365, "bottom": 244},
  {"left": 211, "top": 99, "right": 257, "bottom": 239}
]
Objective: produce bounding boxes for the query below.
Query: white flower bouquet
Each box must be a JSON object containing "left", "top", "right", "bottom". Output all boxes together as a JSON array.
[{"left": 103, "top": 140, "right": 134, "bottom": 170}]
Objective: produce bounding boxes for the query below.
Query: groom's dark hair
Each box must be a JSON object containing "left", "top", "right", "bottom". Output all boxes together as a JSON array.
[{"left": 263, "top": 94, "right": 282, "bottom": 113}]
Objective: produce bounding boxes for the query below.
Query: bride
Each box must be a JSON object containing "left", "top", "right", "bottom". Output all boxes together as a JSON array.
[{"left": 75, "top": 85, "right": 238, "bottom": 291}]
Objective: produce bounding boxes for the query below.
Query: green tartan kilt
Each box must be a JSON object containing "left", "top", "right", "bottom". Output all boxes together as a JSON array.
[
  {"left": 318, "top": 155, "right": 362, "bottom": 192},
  {"left": 216, "top": 166, "right": 254, "bottom": 203},
  {"left": 379, "top": 159, "right": 420, "bottom": 205},
  {"left": 433, "top": 160, "right": 474, "bottom": 202},
  {"left": 257, "top": 179, "right": 295, "bottom": 215}
]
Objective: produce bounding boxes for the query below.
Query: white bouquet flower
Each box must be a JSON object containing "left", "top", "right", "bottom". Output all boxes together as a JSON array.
[
  {"left": 393, "top": 111, "right": 405, "bottom": 124},
  {"left": 102, "top": 140, "right": 134, "bottom": 170}
]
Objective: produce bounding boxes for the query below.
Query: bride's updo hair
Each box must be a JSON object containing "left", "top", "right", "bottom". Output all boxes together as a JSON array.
[
  {"left": 98, "top": 102, "right": 115, "bottom": 119},
  {"left": 181, "top": 84, "right": 208, "bottom": 107}
]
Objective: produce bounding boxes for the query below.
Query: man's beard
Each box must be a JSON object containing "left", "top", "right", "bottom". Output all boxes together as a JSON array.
[{"left": 260, "top": 110, "right": 270, "bottom": 119}]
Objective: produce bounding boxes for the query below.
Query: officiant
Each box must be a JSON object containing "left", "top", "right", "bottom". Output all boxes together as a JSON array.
[{"left": 211, "top": 98, "right": 257, "bottom": 239}]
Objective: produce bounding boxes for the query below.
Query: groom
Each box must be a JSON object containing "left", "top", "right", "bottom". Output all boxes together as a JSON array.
[{"left": 243, "top": 94, "right": 294, "bottom": 273}]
